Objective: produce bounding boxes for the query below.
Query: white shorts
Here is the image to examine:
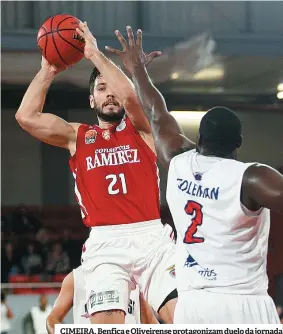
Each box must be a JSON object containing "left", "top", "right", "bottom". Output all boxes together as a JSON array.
[
  {"left": 174, "top": 289, "right": 280, "bottom": 324},
  {"left": 81, "top": 220, "right": 176, "bottom": 315}
]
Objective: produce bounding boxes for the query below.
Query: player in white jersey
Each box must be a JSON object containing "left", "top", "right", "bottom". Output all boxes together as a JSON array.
[
  {"left": 107, "top": 26, "right": 283, "bottom": 324},
  {"left": 46, "top": 266, "right": 158, "bottom": 333}
]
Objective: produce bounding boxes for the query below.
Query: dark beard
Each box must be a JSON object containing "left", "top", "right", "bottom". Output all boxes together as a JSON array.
[{"left": 94, "top": 107, "right": 125, "bottom": 122}]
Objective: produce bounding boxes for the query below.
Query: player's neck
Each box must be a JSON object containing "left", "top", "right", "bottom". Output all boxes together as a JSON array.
[
  {"left": 198, "top": 147, "right": 235, "bottom": 159},
  {"left": 97, "top": 119, "right": 116, "bottom": 130}
]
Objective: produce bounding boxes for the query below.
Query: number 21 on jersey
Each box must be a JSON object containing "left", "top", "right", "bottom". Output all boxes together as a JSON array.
[
  {"left": 183, "top": 200, "right": 205, "bottom": 244},
  {"left": 106, "top": 173, "right": 128, "bottom": 195}
]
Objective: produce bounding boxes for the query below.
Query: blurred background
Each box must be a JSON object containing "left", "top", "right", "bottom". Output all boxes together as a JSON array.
[{"left": 1, "top": 1, "right": 283, "bottom": 332}]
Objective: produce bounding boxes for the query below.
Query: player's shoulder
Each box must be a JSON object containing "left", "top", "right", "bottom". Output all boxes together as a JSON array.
[
  {"left": 220, "top": 158, "right": 249, "bottom": 170},
  {"left": 74, "top": 123, "right": 99, "bottom": 140},
  {"left": 72, "top": 123, "right": 93, "bottom": 130},
  {"left": 70, "top": 122, "right": 92, "bottom": 136},
  {"left": 119, "top": 115, "right": 146, "bottom": 133},
  {"left": 69, "top": 122, "right": 82, "bottom": 129},
  {"left": 171, "top": 148, "right": 196, "bottom": 165},
  {"left": 212, "top": 159, "right": 259, "bottom": 179},
  {"left": 243, "top": 163, "right": 277, "bottom": 182},
  {"left": 245, "top": 163, "right": 272, "bottom": 172}
]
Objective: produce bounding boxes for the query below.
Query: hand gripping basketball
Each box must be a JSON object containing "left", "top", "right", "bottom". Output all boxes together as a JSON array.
[
  {"left": 76, "top": 21, "right": 99, "bottom": 59},
  {"left": 105, "top": 26, "right": 162, "bottom": 74},
  {"left": 40, "top": 56, "right": 63, "bottom": 76}
]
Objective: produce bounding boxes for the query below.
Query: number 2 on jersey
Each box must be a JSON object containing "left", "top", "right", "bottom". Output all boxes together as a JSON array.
[
  {"left": 184, "top": 200, "right": 204, "bottom": 244},
  {"left": 106, "top": 173, "right": 127, "bottom": 195}
]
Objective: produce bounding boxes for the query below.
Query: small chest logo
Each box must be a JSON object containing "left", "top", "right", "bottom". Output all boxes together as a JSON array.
[
  {"left": 102, "top": 130, "right": 111, "bottom": 140},
  {"left": 85, "top": 130, "right": 97, "bottom": 144},
  {"left": 194, "top": 172, "right": 203, "bottom": 181}
]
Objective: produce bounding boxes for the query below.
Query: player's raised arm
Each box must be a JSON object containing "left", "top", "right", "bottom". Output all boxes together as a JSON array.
[
  {"left": 15, "top": 57, "right": 79, "bottom": 153},
  {"left": 76, "top": 22, "right": 159, "bottom": 135},
  {"left": 107, "top": 26, "right": 195, "bottom": 168},
  {"left": 46, "top": 272, "right": 74, "bottom": 334},
  {"left": 243, "top": 164, "right": 283, "bottom": 212}
]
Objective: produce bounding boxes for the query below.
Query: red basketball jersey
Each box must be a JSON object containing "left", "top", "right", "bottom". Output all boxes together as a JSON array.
[{"left": 69, "top": 117, "right": 160, "bottom": 227}]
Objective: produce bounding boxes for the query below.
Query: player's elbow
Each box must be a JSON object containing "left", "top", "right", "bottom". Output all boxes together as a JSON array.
[
  {"left": 15, "top": 111, "right": 36, "bottom": 131},
  {"left": 15, "top": 111, "right": 29, "bottom": 127},
  {"left": 15, "top": 111, "right": 23, "bottom": 123}
]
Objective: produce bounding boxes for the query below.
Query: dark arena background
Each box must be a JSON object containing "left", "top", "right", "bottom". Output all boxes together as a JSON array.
[{"left": 1, "top": 1, "right": 283, "bottom": 332}]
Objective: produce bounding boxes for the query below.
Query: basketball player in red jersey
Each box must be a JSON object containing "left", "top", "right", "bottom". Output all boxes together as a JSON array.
[{"left": 16, "top": 22, "right": 177, "bottom": 324}]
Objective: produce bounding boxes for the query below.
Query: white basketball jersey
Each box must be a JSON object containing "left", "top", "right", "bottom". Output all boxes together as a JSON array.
[
  {"left": 166, "top": 149, "right": 270, "bottom": 295},
  {"left": 73, "top": 266, "right": 140, "bottom": 324}
]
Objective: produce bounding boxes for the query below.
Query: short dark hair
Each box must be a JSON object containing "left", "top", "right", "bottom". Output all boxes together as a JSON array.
[
  {"left": 89, "top": 67, "right": 101, "bottom": 95},
  {"left": 199, "top": 106, "right": 242, "bottom": 156}
]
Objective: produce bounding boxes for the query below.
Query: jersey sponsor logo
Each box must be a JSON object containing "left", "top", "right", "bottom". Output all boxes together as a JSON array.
[
  {"left": 86, "top": 145, "right": 140, "bottom": 170},
  {"left": 184, "top": 254, "right": 217, "bottom": 280},
  {"left": 166, "top": 264, "right": 176, "bottom": 277},
  {"left": 85, "top": 130, "right": 97, "bottom": 144},
  {"left": 83, "top": 298, "right": 134, "bottom": 318},
  {"left": 177, "top": 178, "right": 219, "bottom": 200},
  {"left": 88, "top": 290, "right": 119, "bottom": 309},
  {"left": 116, "top": 119, "right": 126, "bottom": 132},
  {"left": 102, "top": 130, "right": 111, "bottom": 140},
  {"left": 184, "top": 254, "right": 198, "bottom": 268}
]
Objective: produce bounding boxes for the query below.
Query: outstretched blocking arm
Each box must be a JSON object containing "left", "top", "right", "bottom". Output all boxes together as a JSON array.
[
  {"left": 132, "top": 65, "right": 195, "bottom": 167},
  {"left": 46, "top": 272, "right": 74, "bottom": 334},
  {"left": 243, "top": 164, "right": 283, "bottom": 213},
  {"left": 15, "top": 58, "right": 79, "bottom": 153},
  {"left": 76, "top": 22, "right": 158, "bottom": 134},
  {"left": 108, "top": 26, "right": 195, "bottom": 168}
]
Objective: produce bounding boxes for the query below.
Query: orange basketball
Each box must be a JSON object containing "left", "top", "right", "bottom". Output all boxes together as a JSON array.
[{"left": 37, "top": 14, "right": 85, "bottom": 69}]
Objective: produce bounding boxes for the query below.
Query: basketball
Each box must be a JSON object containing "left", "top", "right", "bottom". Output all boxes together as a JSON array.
[{"left": 37, "top": 14, "right": 85, "bottom": 69}]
